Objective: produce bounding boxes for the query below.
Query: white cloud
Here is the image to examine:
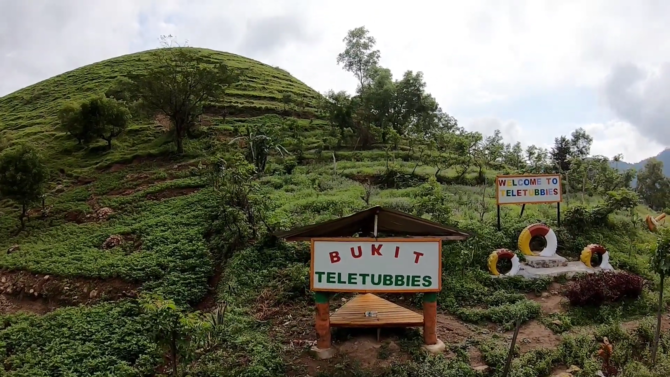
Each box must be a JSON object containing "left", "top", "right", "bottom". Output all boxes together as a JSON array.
[
  {"left": 464, "top": 117, "right": 524, "bottom": 145},
  {"left": 2, "top": 0, "right": 670, "bottom": 161},
  {"left": 583, "top": 120, "right": 665, "bottom": 162}
]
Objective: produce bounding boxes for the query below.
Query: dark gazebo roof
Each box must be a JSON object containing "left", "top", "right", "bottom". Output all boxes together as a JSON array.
[{"left": 274, "top": 206, "right": 471, "bottom": 241}]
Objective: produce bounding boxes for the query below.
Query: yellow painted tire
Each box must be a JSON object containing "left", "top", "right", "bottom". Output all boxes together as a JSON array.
[
  {"left": 580, "top": 244, "right": 613, "bottom": 270},
  {"left": 488, "top": 249, "right": 520, "bottom": 276},
  {"left": 518, "top": 223, "right": 558, "bottom": 257}
]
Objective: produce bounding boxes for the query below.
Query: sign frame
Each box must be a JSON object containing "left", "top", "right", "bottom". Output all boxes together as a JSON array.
[
  {"left": 495, "top": 174, "right": 563, "bottom": 206},
  {"left": 309, "top": 237, "right": 443, "bottom": 294}
]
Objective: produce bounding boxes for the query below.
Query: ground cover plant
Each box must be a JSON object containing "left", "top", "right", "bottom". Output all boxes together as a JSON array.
[{"left": 1, "top": 29, "right": 670, "bottom": 377}]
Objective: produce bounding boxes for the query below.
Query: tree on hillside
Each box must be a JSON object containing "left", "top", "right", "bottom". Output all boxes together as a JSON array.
[
  {"left": 651, "top": 228, "right": 670, "bottom": 365},
  {"left": 502, "top": 142, "right": 525, "bottom": 170},
  {"left": 0, "top": 144, "right": 49, "bottom": 229},
  {"left": 125, "top": 36, "right": 241, "bottom": 154},
  {"left": 570, "top": 127, "right": 593, "bottom": 160},
  {"left": 209, "top": 153, "right": 273, "bottom": 255},
  {"left": 59, "top": 96, "right": 130, "bottom": 150},
  {"left": 337, "top": 26, "right": 381, "bottom": 90},
  {"left": 551, "top": 135, "right": 573, "bottom": 172},
  {"left": 58, "top": 103, "right": 96, "bottom": 145},
  {"left": 637, "top": 159, "right": 670, "bottom": 210},
  {"left": 229, "top": 121, "right": 289, "bottom": 174}
]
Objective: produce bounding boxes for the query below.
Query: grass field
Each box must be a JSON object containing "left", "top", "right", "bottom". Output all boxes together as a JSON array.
[{"left": 1, "top": 48, "right": 670, "bottom": 376}]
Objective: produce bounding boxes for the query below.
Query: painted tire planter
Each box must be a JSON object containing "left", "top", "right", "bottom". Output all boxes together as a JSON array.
[
  {"left": 646, "top": 213, "right": 666, "bottom": 232},
  {"left": 580, "top": 244, "right": 613, "bottom": 270},
  {"left": 518, "top": 223, "right": 557, "bottom": 257},
  {"left": 488, "top": 248, "right": 521, "bottom": 276}
]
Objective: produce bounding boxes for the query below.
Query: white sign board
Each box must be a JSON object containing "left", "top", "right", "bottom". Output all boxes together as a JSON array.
[
  {"left": 496, "top": 174, "right": 562, "bottom": 205},
  {"left": 310, "top": 238, "right": 442, "bottom": 293}
]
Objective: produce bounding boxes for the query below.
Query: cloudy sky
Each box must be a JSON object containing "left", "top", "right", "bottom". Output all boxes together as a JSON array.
[{"left": 2, "top": 0, "right": 669, "bottom": 162}]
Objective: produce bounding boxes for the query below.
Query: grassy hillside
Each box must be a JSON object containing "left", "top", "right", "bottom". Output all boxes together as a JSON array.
[
  {"left": 1, "top": 44, "right": 670, "bottom": 377},
  {"left": 0, "top": 48, "right": 322, "bottom": 173}
]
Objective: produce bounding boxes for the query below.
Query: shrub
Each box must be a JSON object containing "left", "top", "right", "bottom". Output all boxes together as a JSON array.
[{"left": 565, "top": 271, "right": 645, "bottom": 307}]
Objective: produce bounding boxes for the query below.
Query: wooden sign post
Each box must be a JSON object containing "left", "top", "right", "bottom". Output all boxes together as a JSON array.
[
  {"left": 495, "top": 174, "right": 563, "bottom": 230},
  {"left": 310, "top": 238, "right": 443, "bottom": 358}
]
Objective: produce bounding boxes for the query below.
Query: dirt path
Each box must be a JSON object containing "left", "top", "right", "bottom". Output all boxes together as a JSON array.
[{"left": 0, "top": 293, "right": 58, "bottom": 315}]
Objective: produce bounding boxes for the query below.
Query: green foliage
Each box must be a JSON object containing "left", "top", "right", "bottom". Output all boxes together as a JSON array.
[
  {"left": 118, "top": 37, "right": 242, "bottom": 154},
  {"left": 0, "top": 301, "right": 160, "bottom": 376},
  {"left": 652, "top": 228, "right": 670, "bottom": 277},
  {"left": 455, "top": 300, "right": 541, "bottom": 330},
  {"left": 413, "top": 176, "right": 453, "bottom": 224},
  {"left": 637, "top": 159, "right": 670, "bottom": 210},
  {"left": 0, "top": 144, "right": 49, "bottom": 226},
  {"left": 209, "top": 154, "right": 273, "bottom": 257},
  {"left": 141, "top": 295, "right": 208, "bottom": 376},
  {"left": 58, "top": 95, "right": 130, "bottom": 149},
  {"left": 230, "top": 119, "right": 289, "bottom": 174},
  {"left": 605, "top": 188, "right": 639, "bottom": 212}
]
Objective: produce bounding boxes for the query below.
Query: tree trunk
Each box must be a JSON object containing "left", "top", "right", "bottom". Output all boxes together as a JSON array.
[
  {"left": 20, "top": 204, "right": 26, "bottom": 230},
  {"left": 106, "top": 138, "right": 112, "bottom": 150},
  {"left": 412, "top": 162, "right": 420, "bottom": 175},
  {"left": 176, "top": 135, "right": 184, "bottom": 154},
  {"left": 171, "top": 329, "right": 179, "bottom": 376},
  {"left": 652, "top": 273, "right": 665, "bottom": 365}
]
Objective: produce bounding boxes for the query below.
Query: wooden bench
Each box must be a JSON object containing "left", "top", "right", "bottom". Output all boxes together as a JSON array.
[{"left": 329, "top": 293, "right": 424, "bottom": 329}]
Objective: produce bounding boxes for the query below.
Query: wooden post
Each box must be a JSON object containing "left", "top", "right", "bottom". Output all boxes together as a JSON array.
[
  {"left": 423, "top": 293, "right": 438, "bottom": 345},
  {"left": 315, "top": 292, "right": 331, "bottom": 349},
  {"left": 497, "top": 205, "right": 501, "bottom": 231}
]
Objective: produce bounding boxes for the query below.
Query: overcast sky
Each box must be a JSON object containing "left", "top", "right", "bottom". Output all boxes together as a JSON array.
[{"left": 1, "top": 0, "right": 669, "bottom": 162}]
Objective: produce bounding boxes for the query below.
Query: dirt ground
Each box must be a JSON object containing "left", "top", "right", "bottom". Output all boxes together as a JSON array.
[{"left": 0, "top": 270, "right": 139, "bottom": 315}]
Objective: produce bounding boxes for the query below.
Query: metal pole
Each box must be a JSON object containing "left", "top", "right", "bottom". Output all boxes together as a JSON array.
[
  {"left": 557, "top": 203, "right": 561, "bottom": 227},
  {"left": 497, "top": 205, "right": 501, "bottom": 231},
  {"left": 374, "top": 214, "right": 378, "bottom": 237}
]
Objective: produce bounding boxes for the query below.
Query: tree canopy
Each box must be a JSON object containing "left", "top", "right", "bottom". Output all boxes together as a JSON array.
[
  {"left": 0, "top": 144, "right": 49, "bottom": 228},
  {"left": 120, "top": 36, "right": 241, "bottom": 154}
]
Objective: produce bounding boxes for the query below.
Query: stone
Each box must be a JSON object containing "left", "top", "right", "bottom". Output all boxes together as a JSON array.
[
  {"left": 309, "top": 345, "right": 337, "bottom": 360},
  {"left": 524, "top": 255, "right": 568, "bottom": 268},
  {"left": 7, "top": 245, "right": 20, "bottom": 254},
  {"left": 53, "top": 185, "right": 65, "bottom": 194},
  {"left": 552, "top": 320, "right": 563, "bottom": 326},
  {"left": 89, "top": 290, "right": 98, "bottom": 299},
  {"left": 541, "top": 292, "right": 550, "bottom": 298},
  {"left": 96, "top": 207, "right": 114, "bottom": 220},
  {"left": 473, "top": 365, "right": 489, "bottom": 373},
  {"left": 102, "top": 235, "right": 124, "bottom": 250},
  {"left": 567, "top": 365, "right": 581, "bottom": 373},
  {"left": 422, "top": 339, "right": 446, "bottom": 354},
  {"left": 44, "top": 275, "right": 50, "bottom": 280},
  {"left": 511, "top": 261, "right": 616, "bottom": 280}
]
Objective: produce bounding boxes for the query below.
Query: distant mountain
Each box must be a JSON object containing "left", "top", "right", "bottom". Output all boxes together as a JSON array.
[{"left": 610, "top": 148, "right": 670, "bottom": 176}]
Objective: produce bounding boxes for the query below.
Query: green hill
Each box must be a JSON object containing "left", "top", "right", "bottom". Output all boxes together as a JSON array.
[
  {"left": 0, "top": 37, "right": 669, "bottom": 376},
  {"left": 612, "top": 148, "right": 670, "bottom": 176},
  {"left": 0, "top": 48, "right": 322, "bottom": 172}
]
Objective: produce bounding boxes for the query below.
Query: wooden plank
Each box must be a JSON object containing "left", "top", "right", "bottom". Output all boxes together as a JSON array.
[{"left": 330, "top": 293, "right": 424, "bottom": 328}]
